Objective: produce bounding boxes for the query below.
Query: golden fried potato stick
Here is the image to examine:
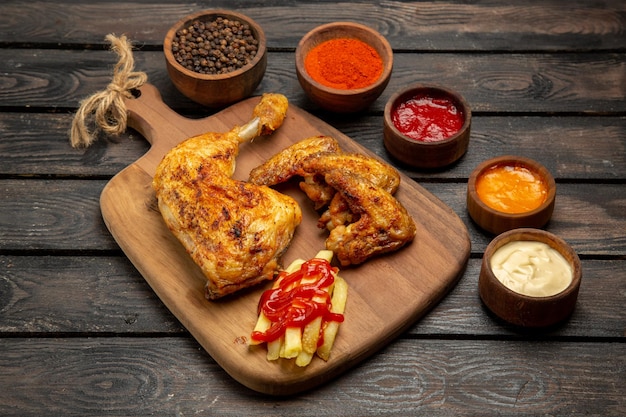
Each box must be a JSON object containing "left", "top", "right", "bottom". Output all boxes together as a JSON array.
[
  {"left": 250, "top": 250, "right": 347, "bottom": 366},
  {"left": 317, "top": 276, "right": 347, "bottom": 361}
]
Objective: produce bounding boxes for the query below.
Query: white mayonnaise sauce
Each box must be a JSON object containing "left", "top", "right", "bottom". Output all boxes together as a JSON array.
[{"left": 490, "top": 240, "right": 572, "bottom": 297}]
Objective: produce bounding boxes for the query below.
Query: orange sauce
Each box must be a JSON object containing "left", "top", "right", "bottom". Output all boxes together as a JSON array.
[{"left": 476, "top": 163, "right": 548, "bottom": 214}]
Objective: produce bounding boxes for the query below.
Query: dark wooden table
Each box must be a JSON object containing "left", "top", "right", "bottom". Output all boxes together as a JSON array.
[{"left": 1, "top": 1, "right": 624, "bottom": 415}]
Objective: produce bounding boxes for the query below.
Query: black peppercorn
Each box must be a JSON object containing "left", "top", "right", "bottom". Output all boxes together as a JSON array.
[{"left": 172, "top": 16, "right": 258, "bottom": 75}]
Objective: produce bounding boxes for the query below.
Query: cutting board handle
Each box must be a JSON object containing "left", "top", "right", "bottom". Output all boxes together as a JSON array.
[
  {"left": 123, "top": 83, "right": 212, "bottom": 176},
  {"left": 125, "top": 83, "right": 199, "bottom": 146}
]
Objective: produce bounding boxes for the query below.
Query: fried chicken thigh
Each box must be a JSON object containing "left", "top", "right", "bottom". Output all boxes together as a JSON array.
[{"left": 153, "top": 94, "right": 302, "bottom": 299}]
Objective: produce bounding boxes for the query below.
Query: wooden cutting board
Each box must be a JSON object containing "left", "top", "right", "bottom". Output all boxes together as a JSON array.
[{"left": 100, "top": 83, "right": 471, "bottom": 395}]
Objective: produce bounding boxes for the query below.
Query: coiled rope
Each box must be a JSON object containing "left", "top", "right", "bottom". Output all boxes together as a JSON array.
[{"left": 70, "top": 34, "right": 147, "bottom": 148}]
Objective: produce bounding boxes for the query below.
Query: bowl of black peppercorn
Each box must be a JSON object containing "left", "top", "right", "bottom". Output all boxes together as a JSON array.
[{"left": 164, "top": 10, "right": 267, "bottom": 108}]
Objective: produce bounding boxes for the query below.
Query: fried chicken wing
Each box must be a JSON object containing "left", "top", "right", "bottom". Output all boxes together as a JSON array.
[
  {"left": 323, "top": 170, "right": 416, "bottom": 266},
  {"left": 153, "top": 93, "right": 302, "bottom": 299},
  {"left": 249, "top": 138, "right": 400, "bottom": 214},
  {"left": 300, "top": 152, "right": 400, "bottom": 194},
  {"left": 297, "top": 152, "right": 401, "bottom": 229},
  {"left": 248, "top": 135, "right": 340, "bottom": 186},
  {"left": 248, "top": 136, "right": 415, "bottom": 266}
]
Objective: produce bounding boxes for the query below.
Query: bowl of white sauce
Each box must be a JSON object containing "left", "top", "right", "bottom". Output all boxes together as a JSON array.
[{"left": 479, "top": 228, "right": 582, "bottom": 327}]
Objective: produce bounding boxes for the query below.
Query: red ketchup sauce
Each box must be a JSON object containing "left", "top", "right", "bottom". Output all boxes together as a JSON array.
[
  {"left": 392, "top": 93, "right": 464, "bottom": 142},
  {"left": 251, "top": 258, "right": 344, "bottom": 344}
]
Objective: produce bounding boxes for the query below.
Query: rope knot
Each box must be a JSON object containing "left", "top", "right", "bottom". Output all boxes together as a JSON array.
[
  {"left": 106, "top": 82, "right": 127, "bottom": 95},
  {"left": 70, "top": 34, "right": 147, "bottom": 148}
]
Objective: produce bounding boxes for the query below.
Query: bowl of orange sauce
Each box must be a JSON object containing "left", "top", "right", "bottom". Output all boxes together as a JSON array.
[{"left": 467, "top": 156, "right": 556, "bottom": 235}]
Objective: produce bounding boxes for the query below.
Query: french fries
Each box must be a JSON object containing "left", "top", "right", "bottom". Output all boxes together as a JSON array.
[
  {"left": 317, "top": 275, "right": 348, "bottom": 361},
  {"left": 250, "top": 250, "right": 348, "bottom": 366}
]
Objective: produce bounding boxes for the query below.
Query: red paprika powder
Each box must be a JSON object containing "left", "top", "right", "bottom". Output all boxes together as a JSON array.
[{"left": 304, "top": 38, "right": 383, "bottom": 90}]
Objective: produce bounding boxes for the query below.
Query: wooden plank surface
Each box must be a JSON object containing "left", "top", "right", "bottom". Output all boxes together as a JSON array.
[
  {"left": 1, "top": 113, "right": 625, "bottom": 181},
  {"left": 2, "top": 180, "right": 624, "bottom": 255},
  {"left": 1, "top": 256, "right": 624, "bottom": 338},
  {"left": 1, "top": 0, "right": 625, "bottom": 51},
  {"left": 0, "top": 337, "right": 623, "bottom": 416},
  {"left": 0, "top": 0, "right": 624, "bottom": 413},
  {"left": 1, "top": 50, "right": 625, "bottom": 114}
]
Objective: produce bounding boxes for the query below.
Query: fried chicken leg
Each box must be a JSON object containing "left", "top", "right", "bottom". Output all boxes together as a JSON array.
[{"left": 153, "top": 94, "right": 302, "bottom": 299}]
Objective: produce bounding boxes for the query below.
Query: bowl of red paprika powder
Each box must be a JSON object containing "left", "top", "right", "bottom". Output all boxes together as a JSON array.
[
  {"left": 383, "top": 84, "right": 472, "bottom": 169},
  {"left": 295, "top": 22, "right": 393, "bottom": 113}
]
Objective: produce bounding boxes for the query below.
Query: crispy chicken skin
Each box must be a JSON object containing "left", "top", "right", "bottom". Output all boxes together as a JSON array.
[
  {"left": 248, "top": 135, "right": 340, "bottom": 186},
  {"left": 249, "top": 138, "right": 400, "bottom": 214},
  {"left": 153, "top": 93, "right": 302, "bottom": 299},
  {"left": 297, "top": 152, "right": 401, "bottom": 229},
  {"left": 323, "top": 170, "right": 416, "bottom": 266},
  {"left": 252, "top": 93, "right": 291, "bottom": 136},
  {"left": 299, "top": 152, "right": 400, "bottom": 194}
]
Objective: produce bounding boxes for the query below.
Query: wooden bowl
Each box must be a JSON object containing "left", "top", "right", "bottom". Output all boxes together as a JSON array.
[
  {"left": 383, "top": 84, "right": 471, "bottom": 169},
  {"left": 295, "top": 22, "right": 393, "bottom": 113},
  {"left": 163, "top": 10, "right": 267, "bottom": 108},
  {"left": 467, "top": 155, "right": 556, "bottom": 235},
  {"left": 479, "top": 228, "right": 582, "bottom": 328}
]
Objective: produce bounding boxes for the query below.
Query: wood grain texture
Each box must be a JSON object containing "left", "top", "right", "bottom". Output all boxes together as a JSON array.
[
  {"left": 2, "top": 180, "right": 624, "bottom": 255},
  {"left": 423, "top": 182, "right": 626, "bottom": 256},
  {"left": 1, "top": 50, "right": 625, "bottom": 114},
  {"left": 0, "top": 0, "right": 624, "bottom": 412},
  {"left": 0, "top": 180, "right": 117, "bottom": 251},
  {"left": 1, "top": 0, "right": 624, "bottom": 51},
  {"left": 1, "top": 113, "right": 624, "bottom": 181},
  {"left": 0, "top": 337, "right": 622, "bottom": 416},
  {"left": 98, "top": 84, "right": 470, "bottom": 394},
  {"left": 0, "top": 255, "right": 183, "bottom": 334},
  {"left": 0, "top": 256, "right": 623, "bottom": 338}
]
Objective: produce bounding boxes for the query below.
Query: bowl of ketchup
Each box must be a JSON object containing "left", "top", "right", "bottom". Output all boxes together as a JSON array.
[
  {"left": 467, "top": 155, "right": 557, "bottom": 235},
  {"left": 383, "top": 84, "right": 471, "bottom": 169}
]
